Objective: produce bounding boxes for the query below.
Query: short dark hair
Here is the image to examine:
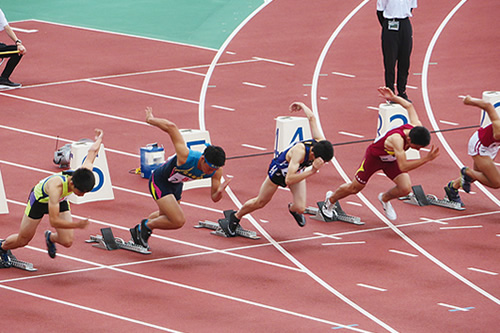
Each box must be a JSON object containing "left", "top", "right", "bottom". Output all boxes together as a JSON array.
[
  {"left": 409, "top": 126, "right": 431, "bottom": 146},
  {"left": 203, "top": 145, "right": 226, "bottom": 168},
  {"left": 312, "top": 140, "right": 334, "bottom": 162},
  {"left": 72, "top": 168, "right": 95, "bottom": 193}
]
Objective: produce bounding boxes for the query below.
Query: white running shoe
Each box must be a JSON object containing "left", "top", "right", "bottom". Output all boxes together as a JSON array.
[
  {"left": 320, "top": 191, "right": 335, "bottom": 219},
  {"left": 378, "top": 193, "right": 397, "bottom": 220}
]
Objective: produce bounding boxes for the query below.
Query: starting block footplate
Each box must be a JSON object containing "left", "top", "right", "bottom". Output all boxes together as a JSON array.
[
  {"left": 195, "top": 220, "right": 260, "bottom": 240},
  {"left": 399, "top": 185, "right": 464, "bottom": 211},
  {"left": 86, "top": 228, "right": 151, "bottom": 254},
  {"left": 305, "top": 202, "right": 364, "bottom": 225},
  {"left": 0, "top": 250, "right": 37, "bottom": 272}
]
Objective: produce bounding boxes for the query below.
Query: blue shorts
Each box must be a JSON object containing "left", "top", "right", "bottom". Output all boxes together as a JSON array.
[
  {"left": 267, "top": 159, "right": 287, "bottom": 187},
  {"left": 149, "top": 172, "right": 183, "bottom": 201}
]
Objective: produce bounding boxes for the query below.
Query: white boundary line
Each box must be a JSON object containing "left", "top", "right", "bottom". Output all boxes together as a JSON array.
[{"left": 311, "top": 0, "right": 500, "bottom": 309}]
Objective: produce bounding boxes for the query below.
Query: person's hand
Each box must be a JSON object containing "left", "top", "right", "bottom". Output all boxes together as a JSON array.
[
  {"left": 463, "top": 95, "right": 474, "bottom": 106},
  {"left": 17, "top": 44, "right": 26, "bottom": 55},
  {"left": 289, "top": 102, "right": 305, "bottom": 113},
  {"left": 312, "top": 157, "right": 325, "bottom": 170},
  {"left": 425, "top": 145, "right": 440, "bottom": 162},
  {"left": 145, "top": 107, "right": 154, "bottom": 123},
  {"left": 94, "top": 128, "right": 103, "bottom": 140},
  {"left": 377, "top": 86, "right": 396, "bottom": 101},
  {"left": 75, "top": 218, "right": 90, "bottom": 229}
]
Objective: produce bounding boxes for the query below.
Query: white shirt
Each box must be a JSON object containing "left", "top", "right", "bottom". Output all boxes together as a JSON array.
[
  {"left": 0, "top": 9, "right": 8, "bottom": 31},
  {"left": 377, "top": 0, "right": 417, "bottom": 19}
]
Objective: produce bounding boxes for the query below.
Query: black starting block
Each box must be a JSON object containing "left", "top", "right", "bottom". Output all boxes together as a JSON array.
[
  {"left": 398, "top": 185, "right": 465, "bottom": 211},
  {"left": 305, "top": 201, "right": 364, "bottom": 225},
  {"left": 85, "top": 227, "right": 151, "bottom": 254},
  {"left": 195, "top": 210, "right": 260, "bottom": 239},
  {"left": 0, "top": 250, "right": 37, "bottom": 272}
]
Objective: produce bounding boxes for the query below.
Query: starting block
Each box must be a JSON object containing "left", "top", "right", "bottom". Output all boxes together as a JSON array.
[
  {"left": 0, "top": 250, "right": 37, "bottom": 272},
  {"left": 85, "top": 227, "right": 151, "bottom": 254},
  {"left": 195, "top": 211, "right": 260, "bottom": 239},
  {"left": 398, "top": 185, "right": 465, "bottom": 211},
  {"left": 305, "top": 201, "right": 364, "bottom": 225}
]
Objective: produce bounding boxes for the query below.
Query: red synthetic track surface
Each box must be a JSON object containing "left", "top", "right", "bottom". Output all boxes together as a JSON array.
[{"left": 1, "top": 1, "right": 499, "bottom": 332}]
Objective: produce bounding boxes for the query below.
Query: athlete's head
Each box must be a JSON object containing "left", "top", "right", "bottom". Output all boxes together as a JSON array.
[
  {"left": 72, "top": 168, "right": 96, "bottom": 194},
  {"left": 203, "top": 145, "right": 226, "bottom": 169},
  {"left": 312, "top": 140, "right": 334, "bottom": 162},
  {"left": 409, "top": 126, "right": 431, "bottom": 147}
]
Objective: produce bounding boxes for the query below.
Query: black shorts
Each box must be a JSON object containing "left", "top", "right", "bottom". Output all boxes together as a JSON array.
[
  {"left": 149, "top": 172, "right": 183, "bottom": 201},
  {"left": 24, "top": 190, "right": 70, "bottom": 219}
]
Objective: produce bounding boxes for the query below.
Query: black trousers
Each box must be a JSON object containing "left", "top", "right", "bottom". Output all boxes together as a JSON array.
[
  {"left": 381, "top": 18, "right": 413, "bottom": 96},
  {"left": 0, "top": 43, "right": 23, "bottom": 79}
]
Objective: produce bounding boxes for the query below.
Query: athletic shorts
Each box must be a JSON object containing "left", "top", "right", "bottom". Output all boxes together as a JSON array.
[
  {"left": 354, "top": 150, "right": 403, "bottom": 185},
  {"left": 267, "top": 159, "right": 287, "bottom": 187},
  {"left": 149, "top": 171, "right": 183, "bottom": 201},
  {"left": 24, "top": 190, "right": 70, "bottom": 219},
  {"left": 468, "top": 131, "right": 500, "bottom": 159}
]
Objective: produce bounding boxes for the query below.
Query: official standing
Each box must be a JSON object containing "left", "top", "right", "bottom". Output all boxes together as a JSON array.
[{"left": 377, "top": 0, "right": 417, "bottom": 102}]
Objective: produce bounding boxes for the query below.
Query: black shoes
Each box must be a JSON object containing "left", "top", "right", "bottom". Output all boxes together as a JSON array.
[
  {"left": 288, "top": 203, "right": 306, "bottom": 227},
  {"left": 45, "top": 231, "right": 57, "bottom": 258},
  {"left": 0, "top": 77, "right": 21, "bottom": 88},
  {"left": 130, "top": 219, "right": 152, "bottom": 249},
  {"left": 218, "top": 210, "right": 240, "bottom": 237}
]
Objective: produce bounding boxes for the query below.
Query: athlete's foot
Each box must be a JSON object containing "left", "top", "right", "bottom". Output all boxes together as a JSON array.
[
  {"left": 378, "top": 193, "right": 397, "bottom": 220},
  {"left": 218, "top": 210, "right": 239, "bottom": 237},
  {"left": 288, "top": 203, "right": 306, "bottom": 227},
  {"left": 45, "top": 231, "right": 57, "bottom": 258},
  {"left": 444, "top": 181, "right": 464, "bottom": 207},
  {"left": 0, "top": 240, "right": 12, "bottom": 268}
]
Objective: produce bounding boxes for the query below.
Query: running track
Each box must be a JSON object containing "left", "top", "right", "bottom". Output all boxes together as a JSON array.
[{"left": 1, "top": 1, "right": 498, "bottom": 332}]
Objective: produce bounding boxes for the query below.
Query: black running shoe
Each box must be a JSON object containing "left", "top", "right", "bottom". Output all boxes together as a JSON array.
[
  {"left": 0, "top": 77, "right": 21, "bottom": 88},
  {"left": 218, "top": 210, "right": 239, "bottom": 237},
  {"left": 288, "top": 203, "right": 306, "bottom": 227},
  {"left": 444, "top": 181, "right": 464, "bottom": 207},
  {"left": 0, "top": 240, "right": 12, "bottom": 268},
  {"left": 461, "top": 167, "right": 473, "bottom": 193},
  {"left": 45, "top": 230, "right": 57, "bottom": 258},
  {"left": 130, "top": 219, "right": 151, "bottom": 249}
]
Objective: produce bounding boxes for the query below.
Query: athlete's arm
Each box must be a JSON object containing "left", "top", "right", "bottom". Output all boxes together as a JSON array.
[
  {"left": 45, "top": 178, "right": 88, "bottom": 229},
  {"left": 210, "top": 169, "right": 232, "bottom": 202},
  {"left": 81, "top": 128, "right": 103, "bottom": 170},
  {"left": 284, "top": 144, "right": 324, "bottom": 185},
  {"left": 387, "top": 135, "right": 439, "bottom": 172},
  {"left": 145, "top": 107, "right": 189, "bottom": 164},
  {"left": 289, "top": 102, "right": 325, "bottom": 141},
  {"left": 378, "top": 86, "right": 422, "bottom": 126},
  {"left": 464, "top": 95, "right": 500, "bottom": 140}
]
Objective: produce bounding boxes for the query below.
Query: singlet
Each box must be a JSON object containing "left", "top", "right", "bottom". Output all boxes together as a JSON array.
[
  {"left": 154, "top": 149, "right": 216, "bottom": 184},
  {"left": 369, "top": 124, "right": 414, "bottom": 162},
  {"left": 269, "top": 139, "right": 316, "bottom": 177},
  {"left": 478, "top": 124, "right": 500, "bottom": 148},
  {"left": 32, "top": 171, "right": 74, "bottom": 203}
]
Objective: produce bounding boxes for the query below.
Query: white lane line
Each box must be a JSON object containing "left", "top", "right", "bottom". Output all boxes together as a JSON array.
[
  {"left": 346, "top": 201, "right": 362, "bottom": 207},
  {"left": 252, "top": 56, "right": 295, "bottom": 66},
  {"left": 241, "top": 143, "right": 267, "bottom": 151},
  {"left": 389, "top": 249, "right": 418, "bottom": 258},
  {"left": 175, "top": 69, "right": 206, "bottom": 76},
  {"left": 467, "top": 267, "right": 498, "bottom": 276},
  {"left": 357, "top": 284, "right": 387, "bottom": 292},
  {"left": 367, "top": 106, "right": 379, "bottom": 111},
  {"left": 437, "top": 303, "right": 473, "bottom": 312},
  {"left": 322, "top": 241, "right": 365, "bottom": 246},
  {"left": 211, "top": 105, "right": 235, "bottom": 111},
  {"left": 338, "top": 131, "right": 364, "bottom": 138},
  {"left": 11, "top": 27, "right": 38, "bottom": 33},
  {"left": 331, "top": 72, "right": 356, "bottom": 78},
  {"left": 439, "top": 120, "right": 459, "bottom": 126},
  {"left": 439, "top": 225, "right": 483, "bottom": 230},
  {"left": 314, "top": 232, "right": 342, "bottom": 240},
  {"left": 243, "top": 81, "right": 266, "bottom": 88}
]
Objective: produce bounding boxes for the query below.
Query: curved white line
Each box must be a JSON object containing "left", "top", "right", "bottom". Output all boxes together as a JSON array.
[
  {"left": 201, "top": 1, "right": 397, "bottom": 332},
  {"left": 198, "top": 1, "right": 271, "bottom": 130},
  {"left": 421, "top": 1, "right": 500, "bottom": 206},
  {"left": 421, "top": 0, "right": 500, "bottom": 304}
]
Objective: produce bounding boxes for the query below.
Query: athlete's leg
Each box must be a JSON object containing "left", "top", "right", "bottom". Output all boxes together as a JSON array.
[
  {"left": 147, "top": 194, "right": 186, "bottom": 230},
  {"left": 288, "top": 180, "right": 307, "bottom": 214},
  {"left": 470, "top": 155, "right": 500, "bottom": 188},
  {"left": 235, "top": 178, "right": 278, "bottom": 220},
  {"left": 51, "top": 211, "right": 75, "bottom": 247},
  {"left": 381, "top": 172, "right": 412, "bottom": 201},
  {"left": 2, "top": 215, "right": 42, "bottom": 250},
  {"left": 328, "top": 178, "right": 365, "bottom": 204}
]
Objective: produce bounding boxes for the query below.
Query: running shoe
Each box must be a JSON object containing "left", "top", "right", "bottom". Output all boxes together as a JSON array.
[
  {"left": 0, "top": 77, "right": 21, "bottom": 88},
  {"left": 0, "top": 240, "right": 12, "bottom": 268},
  {"left": 288, "top": 203, "right": 306, "bottom": 227},
  {"left": 378, "top": 193, "right": 397, "bottom": 220},
  {"left": 218, "top": 210, "right": 239, "bottom": 237},
  {"left": 319, "top": 191, "right": 338, "bottom": 220},
  {"left": 130, "top": 219, "right": 151, "bottom": 249},
  {"left": 444, "top": 181, "right": 464, "bottom": 207},
  {"left": 45, "top": 230, "right": 57, "bottom": 258},
  {"left": 461, "top": 167, "right": 473, "bottom": 193}
]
